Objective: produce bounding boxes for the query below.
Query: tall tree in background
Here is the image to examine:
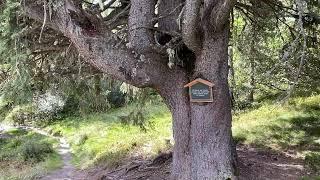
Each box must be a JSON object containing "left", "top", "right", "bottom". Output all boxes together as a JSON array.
[{"left": 22, "top": 0, "right": 236, "bottom": 179}]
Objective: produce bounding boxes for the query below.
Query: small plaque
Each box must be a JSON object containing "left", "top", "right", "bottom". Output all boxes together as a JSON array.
[{"left": 184, "top": 78, "right": 214, "bottom": 103}]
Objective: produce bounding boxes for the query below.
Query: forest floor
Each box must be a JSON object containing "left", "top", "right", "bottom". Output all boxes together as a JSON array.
[
  {"left": 91, "top": 144, "right": 318, "bottom": 180},
  {"left": 0, "top": 125, "right": 86, "bottom": 180},
  {"left": 1, "top": 95, "right": 320, "bottom": 179},
  {"left": 0, "top": 126, "right": 62, "bottom": 180},
  {"left": 38, "top": 133, "right": 86, "bottom": 180},
  {"left": 44, "top": 95, "right": 320, "bottom": 180}
]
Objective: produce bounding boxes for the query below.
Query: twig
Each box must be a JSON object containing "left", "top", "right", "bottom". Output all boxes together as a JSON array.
[
  {"left": 151, "top": 3, "right": 185, "bottom": 24},
  {"left": 39, "top": 0, "right": 47, "bottom": 43}
]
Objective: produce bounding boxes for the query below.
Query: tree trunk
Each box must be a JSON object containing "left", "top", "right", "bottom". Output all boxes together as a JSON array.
[
  {"left": 248, "top": 57, "right": 255, "bottom": 103},
  {"left": 157, "top": 70, "right": 191, "bottom": 179},
  {"left": 160, "top": 27, "right": 235, "bottom": 180},
  {"left": 248, "top": 25, "right": 256, "bottom": 103},
  {"left": 190, "top": 26, "right": 235, "bottom": 180},
  {"left": 229, "top": 45, "right": 236, "bottom": 108}
]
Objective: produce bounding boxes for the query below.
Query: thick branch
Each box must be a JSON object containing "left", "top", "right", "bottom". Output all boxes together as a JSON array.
[
  {"left": 182, "top": 0, "right": 202, "bottom": 53},
  {"left": 22, "top": 0, "right": 166, "bottom": 88},
  {"left": 206, "top": 0, "right": 236, "bottom": 33},
  {"left": 128, "top": 0, "right": 156, "bottom": 54},
  {"left": 158, "top": 0, "right": 184, "bottom": 32}
]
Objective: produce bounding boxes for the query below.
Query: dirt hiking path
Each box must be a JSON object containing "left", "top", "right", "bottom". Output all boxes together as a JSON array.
[
  {"left": 26, "top": 127, "right": 86, "bottom": 180},
  {"left": 40, "top": 136, "right": 81, "bottom": 180},
  {"left": 0, "top": 124, "right": 86, "bottom": 180},
  {"left": 1, "top": 124, "right": 319, "bottom": 180}
]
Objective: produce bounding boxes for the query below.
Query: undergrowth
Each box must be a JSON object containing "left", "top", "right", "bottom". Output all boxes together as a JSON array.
[
  {"left": 47, "top": 102, "right": 172, "bottom": 168},
  {"left": 0, "top": 128, "right": 62, "bottom": 180},
  {"left": 46, "top": 95, "right": 320, "bottom": 173},
  {"left": 2, "top": 95, "right": 320, "bottom": 177}
]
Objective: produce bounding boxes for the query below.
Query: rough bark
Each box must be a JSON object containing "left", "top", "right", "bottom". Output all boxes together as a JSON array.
[
  {"left": 128, "top": 0, "right": 156, "bottom": 54},
  {"left": 157, "top": 71, "right": 192, "bottom": 180},
  {"left": 182, "top": 0, "right": 203, "bottom": 53},
  {"left": 158, "top": 0, "right": 183, "bottom": 32},
  {"left": 23, "top": 0, "right": 166, "bottom": 88},
  {"left": 160, "top": 17, "right": 236, "bottom": 180},
  {"left": 189, "top": 27, "right": 235, "bottom": 180}
]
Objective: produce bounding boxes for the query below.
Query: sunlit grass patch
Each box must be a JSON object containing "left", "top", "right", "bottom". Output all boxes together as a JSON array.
[
  {"left": 233, "top": 95, "right": 320, "bottom": 154},
  {"left": 47, "top": 103, "right": 172, "bottom": 168},
  {"left": 47, "top": 95, "right": 320, "bottom": 171}
]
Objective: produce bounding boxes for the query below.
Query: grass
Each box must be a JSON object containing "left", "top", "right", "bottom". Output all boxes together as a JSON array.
[
  {"left": 233, "top": 95, "right": 320, "bottom": 154},
  {"left": 2, "top": 94, "right": 317, "bottom": 177},
  {"left": 0, "top": 128, "right": 63, "bottom": 180},
  {"left": 233, "top": 95, "right": 320, "bottom": 177},
  {"left": 47, "top": 102, "right": 172, "bottom": 168},
  {"left": 46, "top": 95, "right": 320, "bottom": 172},
  {"left": 47, "top": 96, "right": 320, "bottom": 171}
]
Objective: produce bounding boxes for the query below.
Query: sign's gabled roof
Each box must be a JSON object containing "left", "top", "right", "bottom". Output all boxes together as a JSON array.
[{"left": 184, "top": 78, "right": 214, "bottom": 88}]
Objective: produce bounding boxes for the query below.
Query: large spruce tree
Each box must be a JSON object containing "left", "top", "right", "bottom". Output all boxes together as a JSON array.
[{"left": 7, "top": 0, "right": 319, "bottom": 179}]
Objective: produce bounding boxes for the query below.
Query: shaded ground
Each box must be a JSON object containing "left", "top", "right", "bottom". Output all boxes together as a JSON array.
[
  {"left": 2, "top": 96, "right": 320, "bottom": 179},
  {"left": 75, "top": 145, "right": 319, "bottom": 180},
  {"left": 237, "top": 145, "right": 316, "bottom": 180}
]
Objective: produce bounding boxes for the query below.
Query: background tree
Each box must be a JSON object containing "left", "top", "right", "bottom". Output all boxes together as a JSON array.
[{"left": 231, "top": 0, "right": 320, "bottom": 108}]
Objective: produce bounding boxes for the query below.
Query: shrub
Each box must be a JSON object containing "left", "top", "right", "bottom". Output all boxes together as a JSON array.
[
  {"left": 0, "top": 96, "right": 12, "bottom": 122},
  {"left": 305, "top": 152, "right": 320, "bottom": 171},
  {"left": 74, "top": 134, "right": 88, "bottom": 146},
  {"left": 4, "top": 104, "right": 34, "bottom": 125},
  {"left": 107, "top": 90, "right": 126, "bottom": 108},
  {"left": 60, "top": 95, "right": 80, "bottom": 116},
  {"left": 20, "top": 141, "right": 54, "bottom": 162},
  {"left": 4, "top": 91, "right": 66, "bottom": 126},
  {"left": 33, "top": 91, "right": 65, "bottom": 125}
]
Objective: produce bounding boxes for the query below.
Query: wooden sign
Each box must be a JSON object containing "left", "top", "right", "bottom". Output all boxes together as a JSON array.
[{"left": 184, "top": 78, "right": 214, "bottom": 103}]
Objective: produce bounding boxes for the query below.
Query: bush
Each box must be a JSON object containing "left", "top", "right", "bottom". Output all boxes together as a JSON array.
[
  {"left": 20, "top": 140, "right": 54, "bottom": 162},
  {"left": 305, "top": 152, "right": 320, "bottom": 171},
  {"left": 4, "top": 105, "right": 34, "bottom": 125},
  {"left": 60, "top": 95, "right": 80, "bottom": 116},
  {"left": 0, "top": 96, "right": 12, "bottom": 122},
  {"left": 0, "top": 130, "right": 54, "bottom": 163},
  {"left": 107, "top": 90, "right": 126, "bottom": 108},
  {"left": 4, "top": 92, "right": 66, "bottom": 126},
  {"left": 74, "top": 134, "right": 88, "bottom": 146},
  {"left": 0, "top": 139, "right": 21, "bottom": 161}
]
